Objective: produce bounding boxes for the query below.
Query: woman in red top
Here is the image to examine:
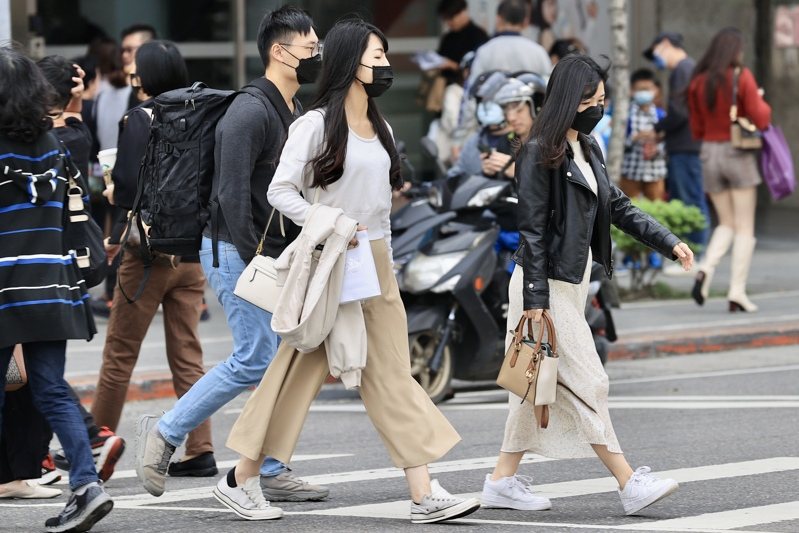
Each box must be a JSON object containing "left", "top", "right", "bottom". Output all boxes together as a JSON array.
[{"left": 688, "top": 27, "right": 771, "bottom": 313}]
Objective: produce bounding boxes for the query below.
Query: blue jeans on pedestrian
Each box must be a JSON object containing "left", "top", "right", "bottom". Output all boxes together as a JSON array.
[
  {"left": 158, "top": 237, "right": 286, "bottom": 477},
  {"left": 0, "top": 341, "right": 98, "bottom": 490},
  {"left": 667, "top": 152, "right": 710, "bottom": 250}
]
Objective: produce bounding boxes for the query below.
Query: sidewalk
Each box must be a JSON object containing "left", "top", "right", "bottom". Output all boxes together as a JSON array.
[{"left": 67, "top": 208, "right": 799, "bottom": 402}]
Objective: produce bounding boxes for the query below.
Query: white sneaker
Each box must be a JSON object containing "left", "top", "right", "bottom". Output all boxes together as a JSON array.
[
  {"left": 618, "top": 466, "right": 679, "bottom": 515},
  {"left": 213, "top": 472, "right": 283, "bottom": 520},
  {"left": 481, "top": 474, "right": 552, "bottom": 511},
  {"left": 410, "top": 479, "right": 480, "bottom": 524}
]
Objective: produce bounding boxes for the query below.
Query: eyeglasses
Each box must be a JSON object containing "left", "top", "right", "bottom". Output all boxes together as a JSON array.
[{"left": 279, "top": 42, "right": 323, "bottom": 56}]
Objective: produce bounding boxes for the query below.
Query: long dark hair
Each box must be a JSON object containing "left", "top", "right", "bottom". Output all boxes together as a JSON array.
[
  {"left": 0, "top": 46, "right": 56, "bottom": 143},
  {"left": 692, "top": 27, "right": 744, "bottom": 111},
  {"left": 308, "top": 18, "right": 402, "bottom": 191},
  {"left": 529, "top": 54, "right": 607, "bottom": 167},
  {"left": 136, "top": 40, "right": 189, "bottom": 97}
]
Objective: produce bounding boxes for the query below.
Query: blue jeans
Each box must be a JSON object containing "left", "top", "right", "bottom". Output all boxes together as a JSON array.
[
  {"left": 158, "top": 237, "right": 286, "bottom": 477},
  {"left": 0, "top": 341, "right": 97, "bottom": 490},
  {"left": 667, "top": 152, "right": 710, "bottom": 250}
]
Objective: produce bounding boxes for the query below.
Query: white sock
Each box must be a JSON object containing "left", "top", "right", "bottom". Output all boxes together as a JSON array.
[{"left": 74, "top": 481, "right": 99, "bottom": 496}]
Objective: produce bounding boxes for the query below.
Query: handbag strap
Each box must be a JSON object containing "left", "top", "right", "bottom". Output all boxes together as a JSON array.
[
  {"left": 730, "top": 67, "right": 741, "bottom": 123},
  {"left": 255, "top": 187, "right": 321, "bottom": 256},
  {"left": 511, "top": 310, "right": 558, "bottom": 355}
]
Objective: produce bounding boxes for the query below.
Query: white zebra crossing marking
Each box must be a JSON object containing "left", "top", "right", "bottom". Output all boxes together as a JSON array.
[{"left": 303, "top": 457, "right": 799, "bottom": 521}]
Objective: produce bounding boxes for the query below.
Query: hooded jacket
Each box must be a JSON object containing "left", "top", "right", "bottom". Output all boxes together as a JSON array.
[{"left": 270, "top": 204, "right": 367, "bottom": 389}]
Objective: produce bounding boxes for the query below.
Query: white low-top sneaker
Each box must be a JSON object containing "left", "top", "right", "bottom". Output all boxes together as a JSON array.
[
  {"left": 481, "top": 474, "right": 552, "bottom": 511},
  {"left": 213, "top": 471, "right": 283, "bottom": 520},
  {"left": 618, "top": 466, "right": 679, "bottom": 515},
  {"left": 410, "top": 479, "right": 481, "bottom": 524}
]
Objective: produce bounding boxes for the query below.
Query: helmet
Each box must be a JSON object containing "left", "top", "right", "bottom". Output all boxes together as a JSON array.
[
  {"left": 468, "top": 70, "right": 509, "bottom": 101},
  {"left": 494, "top": 78, "right": 534, "bottom": 107},
  {"left": 459, "top": 50, "right": 476, "bottom": 71},
  {"left": 511, "top": 71, "right": 548, "bottom": 115}
]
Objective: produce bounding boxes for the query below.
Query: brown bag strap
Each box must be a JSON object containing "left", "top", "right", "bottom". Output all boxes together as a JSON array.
[{"left": 730, "top": 67, "right": 741, "bottom": 123}]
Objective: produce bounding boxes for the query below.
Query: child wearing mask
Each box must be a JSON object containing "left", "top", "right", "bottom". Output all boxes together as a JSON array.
[{"left": 620, "top": 68, "right": 667, "bottom": 201}]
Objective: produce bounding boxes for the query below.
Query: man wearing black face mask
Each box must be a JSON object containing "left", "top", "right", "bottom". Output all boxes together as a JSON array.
[{"left": 136, "top": 6, "right": 331, "bottom": 503}]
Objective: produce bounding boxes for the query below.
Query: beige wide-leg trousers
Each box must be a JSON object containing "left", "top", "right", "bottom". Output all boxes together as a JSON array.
[{"left": 226, "top": 239, "right": 461, "bottom": 469}]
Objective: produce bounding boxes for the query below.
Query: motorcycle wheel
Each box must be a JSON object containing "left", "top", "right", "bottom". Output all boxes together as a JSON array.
[{"left": 409, "top": 331, "right": 454, "bottom": 404}]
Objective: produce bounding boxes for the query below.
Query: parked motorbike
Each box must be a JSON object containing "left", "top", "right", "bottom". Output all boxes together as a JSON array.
[{"left": 395, "top": 174, "right": 514, "bottom": 403}]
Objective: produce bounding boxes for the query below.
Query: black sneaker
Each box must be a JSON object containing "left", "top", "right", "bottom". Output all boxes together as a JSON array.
[
  {"left": 167, "top": 452, "right": 218, "bottom": 477},
  {"left": 45, "top": 483, "right": 113, "bottom": 533}
]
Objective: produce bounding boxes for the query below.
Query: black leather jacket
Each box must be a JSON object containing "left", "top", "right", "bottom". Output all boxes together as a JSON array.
[{"left": 512, "top": 135, "right": 681, "bottom": 310}]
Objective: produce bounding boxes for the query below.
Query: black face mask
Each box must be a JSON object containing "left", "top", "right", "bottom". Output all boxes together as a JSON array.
[
  {"left": 358, "top": 64, "right": 393, "bottom": 98},
  {"left": 281, "top": 47, "right": 321, "bottom": 85},
  {"left": 571, "top": 104, "right": 604, "bottom": 135}
]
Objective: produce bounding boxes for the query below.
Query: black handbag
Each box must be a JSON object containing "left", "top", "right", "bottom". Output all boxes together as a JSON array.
[{"left": 62, "top": 157, "right": 108, "bottom": 288}]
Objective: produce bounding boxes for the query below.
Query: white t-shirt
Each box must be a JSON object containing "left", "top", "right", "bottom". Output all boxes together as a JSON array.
[
  {"left": 569, "top": 139, "right": 598, "bottom": 195},
  {"left": 267, "top": 109, "right": 393, "bottom": 249}
]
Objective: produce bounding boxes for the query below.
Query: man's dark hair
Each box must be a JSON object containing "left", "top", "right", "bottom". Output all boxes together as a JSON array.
[
  {"left": 135, "top": 40, "right": 189, "bottom": 97},
  {"left": 497, "top": 0, "right": 528, "bottom": 26},
  {"left": 121, "top": 23, "right": 157, "bottom": 41},
  {"left": 37, "top": 55, "right": 76, "bottom": 110},
  {"left": 437, "top": 0, "right": 468, "bottom": 19},
  {"left": 256, "top": 5, "right": 314, "bottom": 69},
  {"left": 630, "top": 68, "right": 656, "bottom": 85}
]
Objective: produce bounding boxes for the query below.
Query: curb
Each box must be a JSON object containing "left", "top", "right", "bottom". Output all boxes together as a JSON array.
[{"left": 70, "top": 322, "right": 799, "bottom": 404}]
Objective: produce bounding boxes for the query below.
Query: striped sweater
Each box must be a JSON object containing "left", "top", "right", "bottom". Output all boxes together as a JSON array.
[{"left": 0, "top": 132, "right": 96, "bottom": 347}]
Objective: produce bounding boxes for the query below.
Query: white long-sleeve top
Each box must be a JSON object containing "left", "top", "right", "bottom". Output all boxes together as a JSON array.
[{"left": 267, "top": 109, "right": 393, "bottom": 251}]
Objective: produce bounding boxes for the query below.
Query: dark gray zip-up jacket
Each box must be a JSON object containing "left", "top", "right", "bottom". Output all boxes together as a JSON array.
[{"left": 204, "top": 77, "right": 301, "bottom": 263}]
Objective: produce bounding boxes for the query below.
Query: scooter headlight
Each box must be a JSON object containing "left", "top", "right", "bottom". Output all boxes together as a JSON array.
[
  {"left": 430, "top": 274, "right": 461, "bottom": 294},
  {"left": 403, "top": 251, "right": 468, "bottom": 293},
  {"left": 428, "top": 185, "right": 443, "bottom": 209},
  {"left": 467, "top": 185, "right": 507, "bottom": 208}
]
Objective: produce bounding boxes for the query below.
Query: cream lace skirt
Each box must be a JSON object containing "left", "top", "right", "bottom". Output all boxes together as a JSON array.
[{"left": 501, "top": 254, "right": 622, "bottom": 458}]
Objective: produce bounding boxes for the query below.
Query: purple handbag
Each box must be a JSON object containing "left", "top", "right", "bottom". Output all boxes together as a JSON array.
[{"left": 760, "top": 125, "right": 796, "bottom": 200}]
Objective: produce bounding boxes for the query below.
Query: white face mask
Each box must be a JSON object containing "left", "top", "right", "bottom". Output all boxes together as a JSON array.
[{"left": 633, "top": 90, "right": 655, "bottom": 106}]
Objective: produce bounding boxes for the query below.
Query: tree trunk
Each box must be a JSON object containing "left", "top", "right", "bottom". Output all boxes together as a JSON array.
[{"left": 607, "top": 0, "right": 630, "bottom": 183}]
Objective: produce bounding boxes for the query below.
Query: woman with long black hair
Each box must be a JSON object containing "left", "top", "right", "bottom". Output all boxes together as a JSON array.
[
  {"left": 216, "top": 19, "right": 480, "bottom": 524},
  {"left": 480, "top": 55, "right": 694, "bottom": 516},
  {"left": 0, "top": 46, "right": 113, "bottom": 532},
  {"left": 688, "top": 28, "right": 771, "bottom": 313}
]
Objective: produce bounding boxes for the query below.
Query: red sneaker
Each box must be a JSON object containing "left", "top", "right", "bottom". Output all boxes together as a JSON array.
[
  {"left": 92, "top": 427, "right": 126, "bottom": 482},
  {"left": 40, "top": 454, "right": 62, "bottom": 486}
]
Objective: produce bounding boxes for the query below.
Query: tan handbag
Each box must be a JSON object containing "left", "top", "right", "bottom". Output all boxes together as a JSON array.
[
  {"left": 4, "top": 345, "right": 27, "bottom": 392},
  {"left": 496, "top": 311, "right": 559, "bottom": 428},
  {"left": 730, "top": 67, "right": 762, "bottom": 151},
  {"left": 233, "top": 208, "right": 285, "bottom": 314}
]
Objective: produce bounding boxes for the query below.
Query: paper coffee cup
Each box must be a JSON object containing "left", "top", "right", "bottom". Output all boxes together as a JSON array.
[{"left": 97, "top": 148, "right": 117, "bottom": 186}]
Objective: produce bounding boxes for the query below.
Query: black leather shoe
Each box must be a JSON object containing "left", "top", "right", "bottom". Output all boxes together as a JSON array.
[{"left": 167, "top": 452, "right": 218, "bottom": 477}]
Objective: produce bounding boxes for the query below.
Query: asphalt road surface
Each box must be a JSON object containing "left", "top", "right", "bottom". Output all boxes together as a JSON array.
[{"left": 4, "top": 345, "right": 799, "bottom": 533}]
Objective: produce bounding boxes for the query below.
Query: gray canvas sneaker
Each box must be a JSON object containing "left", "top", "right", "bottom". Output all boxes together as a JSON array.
[
  {"left": 135, "top": 414, "right": 176, "bottom": 497},
  {"left": 260, "top": 471, "right": 330, "bottom": 501},
  {"left": 410, "top": 479, "right": 481, "bottom": 524}
]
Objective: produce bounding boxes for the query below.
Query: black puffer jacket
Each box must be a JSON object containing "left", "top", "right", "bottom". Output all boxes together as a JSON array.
[{"left": 512, "top": 134, "right": 681, "bottom": 310}]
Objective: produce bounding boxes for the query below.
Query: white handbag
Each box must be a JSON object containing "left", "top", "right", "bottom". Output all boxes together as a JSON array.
[{"left": 234, "top": 208, "right": 285, "bottom": 314}]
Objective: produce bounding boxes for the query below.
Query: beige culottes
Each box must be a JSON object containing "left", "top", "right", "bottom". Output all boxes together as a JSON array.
[{"left": 226, "top": 239, "right": 461, "bottom": 468}]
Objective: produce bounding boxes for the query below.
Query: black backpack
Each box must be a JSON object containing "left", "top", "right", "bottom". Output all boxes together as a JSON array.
[{"left": 120, "top": 81, "right": 266, "bottom": 301}]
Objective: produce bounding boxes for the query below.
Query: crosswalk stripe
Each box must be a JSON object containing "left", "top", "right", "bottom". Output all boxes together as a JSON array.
[
  {"left": 224, "top": 396, "right": 799, "bottom": 414},
  {"left": 54, "top": 454, "right": 352, "bottom": 485},
  {"left": 304, "top": 457, "right": 799, "bottom": 521},
  {"left": 109, "top": 454, "right": 559, "bottom": 506},
  {"left": 624, "top": 501, "right": 799, "bottom": 531}
]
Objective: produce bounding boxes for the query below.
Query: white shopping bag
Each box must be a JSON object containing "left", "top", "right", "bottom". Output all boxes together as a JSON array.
[{"left": 340, "top": 231, "right": 381, "bottom": 304}]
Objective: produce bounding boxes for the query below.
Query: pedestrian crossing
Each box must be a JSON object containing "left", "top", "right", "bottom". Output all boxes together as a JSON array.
[{"left": 4, "top": 454, "right": 797, "bottom": 532}]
